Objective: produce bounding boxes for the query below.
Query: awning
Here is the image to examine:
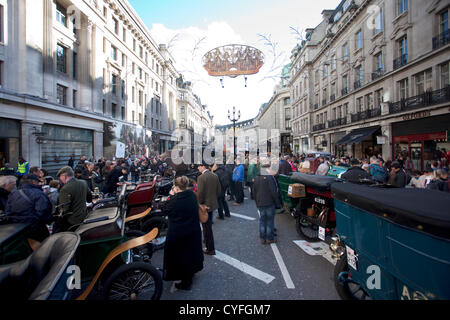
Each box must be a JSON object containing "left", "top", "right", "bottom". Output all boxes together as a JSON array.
[{"left": 335, "top": 126, "right": 381, "bottom": 145}]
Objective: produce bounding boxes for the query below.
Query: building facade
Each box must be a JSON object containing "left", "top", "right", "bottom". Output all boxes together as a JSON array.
[
  {"left": 289, "top": 0, "right": 450, "bottom": 170},
  {"left": 257, "top": 65, "right": 292, "bottom": 154},
  {"left": 0, "top": 0, "right": 179, "bottom": 175}
]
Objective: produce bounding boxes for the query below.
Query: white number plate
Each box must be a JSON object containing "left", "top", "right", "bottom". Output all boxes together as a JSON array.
[
  {"left": 318, "top": 227, "right": 326, "bottom": 241},
  {"left": 314, "top": 197, "right": 326, "bottom": 205},
  {"left": 346, "top": 245, "right": 358, "bottom": 270}
]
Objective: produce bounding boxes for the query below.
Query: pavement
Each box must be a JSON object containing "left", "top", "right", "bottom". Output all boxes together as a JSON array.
[{"left": 150, "top": 187, "right": 341, "bottom": 300}]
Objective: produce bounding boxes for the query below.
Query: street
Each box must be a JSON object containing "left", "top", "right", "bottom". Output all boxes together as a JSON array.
[{"left": 151, "top": 187, "right": 340, "bottom": 300}]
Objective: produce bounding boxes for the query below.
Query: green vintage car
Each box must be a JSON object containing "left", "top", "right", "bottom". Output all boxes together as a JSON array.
[{"left": 327, "top": 165, "right": 348, "bottom": 178}]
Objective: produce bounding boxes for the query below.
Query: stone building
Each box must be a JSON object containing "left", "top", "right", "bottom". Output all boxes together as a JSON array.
[
  {"left": 0, "top": 0, "right": 178, "bottom": 174},
  {"left": 289, "top": 0, "right": 450, "bottom": 170}
]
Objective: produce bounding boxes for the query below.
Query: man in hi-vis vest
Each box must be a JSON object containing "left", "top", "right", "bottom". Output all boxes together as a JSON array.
[{"left": 16, "top": 156, "right": 30, "bottom": 181}]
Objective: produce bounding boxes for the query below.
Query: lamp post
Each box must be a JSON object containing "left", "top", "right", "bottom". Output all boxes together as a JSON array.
[{"left": 228, "top": 106, "right": 241, "bottom": 161}]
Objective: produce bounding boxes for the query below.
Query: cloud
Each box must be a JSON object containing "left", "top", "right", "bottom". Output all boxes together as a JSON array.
[{"left": 150, "top": 22, "right": 282, "bottom": 126}]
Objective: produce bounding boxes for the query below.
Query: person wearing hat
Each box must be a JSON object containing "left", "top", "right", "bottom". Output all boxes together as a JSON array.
[
  {"left": 389, "top": 161, "right": 407, "bottom": 188},
  {"left": 54, "top": 166, "right": 92, "bottom": 232},
  {"left": 4, "top": 174, "right": 53, "bottom": 242},
  {"left": 341, "top": 158, "right": 372, "bottom": 184}
]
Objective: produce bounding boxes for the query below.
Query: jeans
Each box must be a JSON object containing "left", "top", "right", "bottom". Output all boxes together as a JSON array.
[
  {"left": 217, "top": 194, "right": 230, "bottom": 218},
  {"left": 258, "top": 205, "right": 276, "bottom": 241}
]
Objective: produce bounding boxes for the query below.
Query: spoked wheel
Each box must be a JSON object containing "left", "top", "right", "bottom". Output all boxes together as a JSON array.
[
  {"left": 125, "top": 230, "right": 154, "bottom": 262},
  {"left": 295, "top": 216, "right": 320, "bottom": 242},
  {"left": 334, "top": 253, "right": 370, "bottom": 300},
  {"left": 142, "top": 216, "right": 168, "bottom": 251},
  {"left": 103, "top": 262, "right": 163, "bottom": 300}
]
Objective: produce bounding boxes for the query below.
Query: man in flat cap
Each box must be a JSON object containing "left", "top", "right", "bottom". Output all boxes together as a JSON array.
[{"left": 55, "top": 166, "right": 92, "bottom": 232}]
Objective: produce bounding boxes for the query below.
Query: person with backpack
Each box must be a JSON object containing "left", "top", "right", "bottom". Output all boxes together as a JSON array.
[{"left": 369, "top": 156, "right": 388, "bottom": 184}]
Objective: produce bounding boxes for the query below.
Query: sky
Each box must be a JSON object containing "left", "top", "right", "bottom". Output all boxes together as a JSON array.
[{"left": 129, "top": 0, "right": 340, "bottom": 126}]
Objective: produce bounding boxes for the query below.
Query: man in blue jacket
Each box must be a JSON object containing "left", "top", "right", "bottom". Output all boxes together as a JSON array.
[
  {"left": 5, "top": 174, "right": 53, "bottom": 241},
  {"left": 232, "top": 157, "right": 245, "bottom": 205}
]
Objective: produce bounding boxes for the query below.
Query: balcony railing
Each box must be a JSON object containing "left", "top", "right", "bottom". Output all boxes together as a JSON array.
[
  {"left": 354, "top": 80, "right": 361, "bottom": 90},
  {"left": 432, "top": 29, "right": 450, "bottom": 50},
  {"left": 389, "top": 86, "right": 450, "bottom": 114},
  {"left": 393, "top": 53, "right": 408, "bottom": 70},
  {"left": 330, "top": 94, "right": 336, "bottom": 102},
  {"left": 313, "top": 123, "right": 326, "bottom": 132},
  {"left": 328, "top": 117, "right": 347, "bottom": 128},
  {"left": 371, "top": 69, "right": 384, "bottom": 81},
  {"left": 341, "top": 87, "right": 348, "bottom": 96},
  {"left": 351, "top": 107, "right": 381, "bottom": 122}
]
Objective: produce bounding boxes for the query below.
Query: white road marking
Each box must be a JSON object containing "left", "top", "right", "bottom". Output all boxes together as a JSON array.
[
  {"left": 270, "top": 244, "right": 295, "bottom": 289},
  {"left": 293, "top": 240, "right": 337, "bottom": 266},
  {"left": 214, "top": 250, "right": 275, "bottom": 284},
  {"left": 230, "top": 212, "right": 256, "bottom": 221}
]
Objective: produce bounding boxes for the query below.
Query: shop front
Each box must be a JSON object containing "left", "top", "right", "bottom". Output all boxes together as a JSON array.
[
  {"left": 335, "top": 125, "right": 382, "bottom": 159},
  {"left": 0, "top": 118, "right": 20, "bottom": 169},
  {"left": 392, "top": 113, "right": 450, "bottom": 172},
  {"left": 301, "top": 137, "right": 309, "bottom": 154},
  {"left": 40, "top": 124, "right": 94, "bottom": 176},
  {"left": 331, "top": 131, "right": 347, "bottom": 157}
]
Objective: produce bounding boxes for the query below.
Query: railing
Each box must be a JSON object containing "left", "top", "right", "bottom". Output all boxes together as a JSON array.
[
  {"left": 389, "top": 86, "right": 450, "bottom": 114},
  {"left": 341, "top": 87, "right": 348, "bottom": 96},
  {"left": 313, "top": 123, "right": 326, "bottom": 132},
  {"left": 432, "top": 29, "right": 450, "bottom": 50},
  {"left": 371, "top": 69, "right": 383, "bottom": 81},
  {"left": 328, "top": 117, "right": 347, "bottom": 128},
  {"left": 330, "top": 94, "right": 336, "bottom": 102},
  {"left": 351, "top": 107, "right": 381, "bottom": 122},
  {"left": 354, "top": 80, "right": 361, "bottom": 90},
  {"left": 393, "top": 53, "right": 408, "bottom": 70}
]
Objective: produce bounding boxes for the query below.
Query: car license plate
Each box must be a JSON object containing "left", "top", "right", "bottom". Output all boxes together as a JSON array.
[
  {"left": 318, "top": 227, "right": 326, "bottom": 241},
  {"left": 346, "top": 246, "right": 358, "bottom": 270}
]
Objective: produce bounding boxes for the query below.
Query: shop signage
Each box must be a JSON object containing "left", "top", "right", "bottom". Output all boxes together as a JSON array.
[{"left": 402, "top": 111, "right": 431, "bottom": 121}]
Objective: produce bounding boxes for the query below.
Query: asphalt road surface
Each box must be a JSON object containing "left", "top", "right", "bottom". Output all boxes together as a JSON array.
[{"left": 150, "top": 187, "right": 341, "bottom": 300}]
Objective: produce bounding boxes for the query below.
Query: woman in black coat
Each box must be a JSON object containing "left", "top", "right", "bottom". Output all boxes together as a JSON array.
[{"left": 163, "top": 176, "right": 204, "bottom": 290}]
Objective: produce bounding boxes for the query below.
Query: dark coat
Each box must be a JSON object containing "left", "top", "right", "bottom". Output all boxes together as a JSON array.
[
  {"left": 58, "top": 178, "right": 92, "bottom": 226},
  {"left": 341, "top": 166, "right": 372, "bottom": 183},
  {"left": 5, "top": 183, "right": 53, "bottom": 226},
  {"left": 197, "top": 170, "right": 222, "bottom": 212},
  {"left": 214, "top": 166, "right": 231, "bottom": 195},
  {"left": 391, "top": 169, "right": 407, "bottom": 188},
  {"left": 0, "top": 187, "right": 10, "bottom": 212},
  {"left": 102, "top": 166, "right": 123, "bottom": 194},
  {"left": 163, "top": 190, "right": 204, "bottom": 281},
  {"left": 253, "top": 174, "right": 281, "bottom": 208},
  {"left": 428, "top": 178, "right": 450, "bottom": 193}
]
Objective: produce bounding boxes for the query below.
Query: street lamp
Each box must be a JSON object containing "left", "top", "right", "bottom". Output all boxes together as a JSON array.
[{"left": 227, "top": 106, "right": 241, "bottom": 161}]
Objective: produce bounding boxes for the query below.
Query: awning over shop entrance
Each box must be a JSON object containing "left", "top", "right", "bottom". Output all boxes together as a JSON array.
[{"left": 335, "top": 126, "right": 380, "bottom": 145}]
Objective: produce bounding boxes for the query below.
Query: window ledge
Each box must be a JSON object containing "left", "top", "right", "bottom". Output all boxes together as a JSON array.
[
  {"left": 393, "top": 10, "right": 408, "bottom": 24},
  {"left": 372, "top": 30, "right": 384, "bottom": 41}
]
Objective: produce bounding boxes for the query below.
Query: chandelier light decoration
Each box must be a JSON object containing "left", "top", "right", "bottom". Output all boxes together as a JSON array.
[{"left": 202, "top": 44, "right": 265, "bottom": 87}]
